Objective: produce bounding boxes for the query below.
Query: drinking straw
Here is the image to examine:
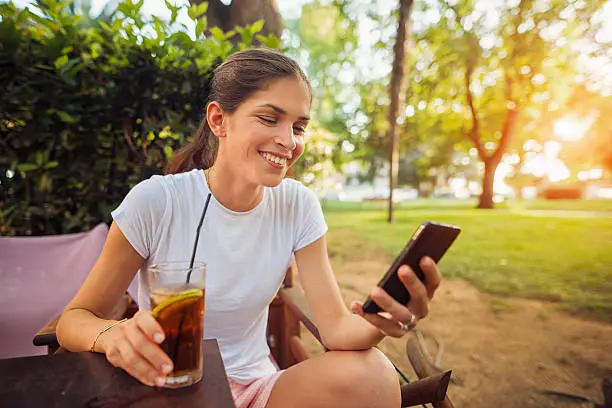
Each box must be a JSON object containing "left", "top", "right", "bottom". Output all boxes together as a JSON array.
[
  {"left": 171, "top": 192, "right": 212, "bottom": 367},
  {"left": 187, "top": 193, "right": 212, "bottom": 283}
]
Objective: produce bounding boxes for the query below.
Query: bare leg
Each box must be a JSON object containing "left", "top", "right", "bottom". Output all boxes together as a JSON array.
[{"left": 266, "top": 347, "right": 401, "bottom": 408}]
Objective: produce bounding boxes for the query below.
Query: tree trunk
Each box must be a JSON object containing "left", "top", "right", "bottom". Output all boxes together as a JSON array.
[
  {"left": 200, "top": 0, "right": 283, "bottom": 40},
  {"left": 464, "top": 59, "right": 519, "bottom": 209},
  {"left": 387, "top": 0, "right": 414, "bottom": 224},
  {"left": 478, "top": 158, "right": 499, "bottom": 209}
]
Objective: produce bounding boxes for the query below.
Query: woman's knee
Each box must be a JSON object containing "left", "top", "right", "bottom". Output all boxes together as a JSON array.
[
  {"left": 360, "top": 347, "right": 399, "bottom": 388},
  {"left": 334, "top": 348, "right": 400, "bottom": 406}
]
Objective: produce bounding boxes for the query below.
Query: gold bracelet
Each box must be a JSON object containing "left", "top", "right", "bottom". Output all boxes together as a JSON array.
[{"left": 90, "top": 318, "right": 128, "bottom": 353}]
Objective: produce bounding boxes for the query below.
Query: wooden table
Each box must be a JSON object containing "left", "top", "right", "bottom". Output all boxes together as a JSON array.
[{"left": 0, "top": 339, "right": 236, "bottom": 408}]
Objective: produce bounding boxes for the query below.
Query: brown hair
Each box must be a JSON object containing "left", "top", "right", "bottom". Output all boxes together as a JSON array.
[{"left": 165, "top": 48, "right": 311, "bottom": 175}]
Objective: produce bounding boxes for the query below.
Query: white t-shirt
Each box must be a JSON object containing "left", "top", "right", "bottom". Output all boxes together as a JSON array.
[{"left": 111, "top": 169, "right": 328, "bottom": 383}]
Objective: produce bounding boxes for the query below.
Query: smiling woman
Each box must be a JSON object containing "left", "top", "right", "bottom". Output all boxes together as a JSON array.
[
  {"left": 166, "top": 49, "right": 312, "bottom": 181},
  {"left": 56, "top": 48, "right": 446, "bottom": 408}
]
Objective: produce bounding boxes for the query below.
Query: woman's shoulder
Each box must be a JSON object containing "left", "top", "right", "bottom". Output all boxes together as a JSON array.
[
  {"left": 142, "top": 169, "right": 204, "bottom": 193},
  {"left": 275, "top": 177, "right": 309, "bottom": 196},
  {"left": 271, "top": 177, "right": 319, "bottom": 206},
  {"left": 120, "top": 170, "right": 202, "bottom": 209}
]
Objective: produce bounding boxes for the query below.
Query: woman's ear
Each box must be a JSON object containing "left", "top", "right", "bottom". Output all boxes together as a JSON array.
[{"left": 206, "top": 101, "right": 226, "bottom": 138}]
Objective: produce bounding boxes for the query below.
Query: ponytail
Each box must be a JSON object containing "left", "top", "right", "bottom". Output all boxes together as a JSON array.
[{"left": 165, "top": 117, "right": 218, "bottom": 175}]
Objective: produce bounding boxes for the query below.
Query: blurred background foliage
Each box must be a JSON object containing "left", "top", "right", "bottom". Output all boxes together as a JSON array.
[{"left": 0, "top": 0, "right": 267, "bottom": 235}]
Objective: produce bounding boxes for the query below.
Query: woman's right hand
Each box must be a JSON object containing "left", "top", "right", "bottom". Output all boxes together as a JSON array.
[{"left": 98, "top": 310, "right": 174, "bottom": 387}]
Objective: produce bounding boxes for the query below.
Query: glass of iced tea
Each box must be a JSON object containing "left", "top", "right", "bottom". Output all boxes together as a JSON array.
[{"left": 147, "top": 262, "right": 206, "bottom": 388}]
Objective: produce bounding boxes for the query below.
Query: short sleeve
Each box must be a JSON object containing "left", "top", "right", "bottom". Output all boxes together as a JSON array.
[
  {"left": 293, "top": 184, "right": 328, "bottom": 252},
  {"left": 111, "top": 176, "right": 168, "bottom": 259}
]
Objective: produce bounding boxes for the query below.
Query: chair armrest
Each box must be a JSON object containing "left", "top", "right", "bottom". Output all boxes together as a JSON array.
[
  {"left": 405, "top": 334, "right": 455, "bottom": 408},
  {"left": 33, "top": 316, "right": 60, "bottom": 348},
  {"left": 400, "top": 370, "right": 452, "bottom": 407}
]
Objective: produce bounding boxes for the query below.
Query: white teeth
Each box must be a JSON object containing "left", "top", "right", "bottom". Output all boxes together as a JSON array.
[{"left": 261, "top": 152, "right": 287, "bottom": 166}]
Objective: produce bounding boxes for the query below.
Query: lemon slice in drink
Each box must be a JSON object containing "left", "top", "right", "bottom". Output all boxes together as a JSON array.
[{"left": 151, "top": 289, "right": 204, "bottom": 319}]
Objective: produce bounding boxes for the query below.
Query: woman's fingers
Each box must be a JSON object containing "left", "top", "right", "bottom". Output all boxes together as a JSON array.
[
  {"left": 102, "top": 312, "right": 174, "bottom": 387},
  {"left": 124, "top": 313, "right": 173, "bottom": 376},
  {"left": 117, "top": 340, "right": 165, "bottom": 387},
  {"left": 350, "top": 257, "right": 443, "bottom": 339},
  {"left": 419, "top": 257, "right": 442, "bottom": 300},
  {"left": 104, "top": 335, "right": 161, "bottom": 387},
  {"left": 368, "top": 287, "right": 413, "bottom": 323},
  {"left": 397, "top": 265, "right": 429, "bottom": 318},
  {"left": 133, "top": 310, "right": 166, "bottom": 345},
  {"left": 351, "top": 301, "right": 414, "bottom": 338}
]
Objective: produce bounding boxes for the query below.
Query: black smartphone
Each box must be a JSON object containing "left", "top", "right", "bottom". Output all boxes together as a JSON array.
[{"left": 362, "top": 221, "right": 461, "bottom": 314}]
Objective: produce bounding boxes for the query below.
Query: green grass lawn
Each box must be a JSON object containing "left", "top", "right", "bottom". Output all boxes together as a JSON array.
[{"left": 323, "top": 199, "right": 612, "bottom": 321}]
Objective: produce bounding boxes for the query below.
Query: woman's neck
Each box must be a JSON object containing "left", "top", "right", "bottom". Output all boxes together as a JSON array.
[{"left": 205, "top": 161, "right": 264, "bottom": 212}]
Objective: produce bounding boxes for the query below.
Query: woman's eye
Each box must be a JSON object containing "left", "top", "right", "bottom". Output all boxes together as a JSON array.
[
  {"left": 293, "top": 126, "right": 306, "bottom": 135},
  {"left": 257, "top": 116, "right": 277, "bottom": 125}
]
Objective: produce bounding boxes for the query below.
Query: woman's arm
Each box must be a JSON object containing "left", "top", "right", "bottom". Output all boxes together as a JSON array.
[
  {"left": 56, "top": 223, "right": 144, "bottom": 352},
  {"left": 295, "top": 234, "right": 442, "bottom": 351},
  {"left": 57, "top": 223, "right": 174, "bottom": 387},
  {"left": 294, "top": 236, "right": 383, "bottom": 350}
]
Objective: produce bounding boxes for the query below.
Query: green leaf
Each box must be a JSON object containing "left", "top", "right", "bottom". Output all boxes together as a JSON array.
[
  {"left": 163, "top": 145, "right": 174, "bottom": 158},
  {"left": 90, "top": 43, "right": 101, "bottom": 60},
  {"left": 210, "top": 26, "right": 225, "bottom": 41},
  {"left": 256, "top": 34, "right": 281, "bottom": 49},
  {"left": 168, "top": 31, "right": 192, "bottom": 45},
  {"left": 196, "top": 2, "right": 208, "bottom": 17},
  {"left": 60, "top": 58, "right": 82, "bottom": 77},
  {"left": 99, "top": 21, "right": 112, "bottom": 31},
  {"left": 54, "top": 55, "right": 69, "bottom": 69},
  {"left": 56, "top": 110, "right": 76, "bottom": 124},
  {"left": 250, "top": 19, "right": 264, "bottom": 35},
  {"left": 187, "top": 4, "right": 198, "bottom": 20},
  {"left": 165, "top": 0, "right": 181, "bottom": 25},
  {"left": 17, "top": 163, "right": 38, "bottom": 172},
  {"left": 16, "top": 8, "right": 31, "bottom": 25},
  {"left": 44, "top": 161, "right": 59, "bottom": 169},
  {"left": 195, "top": 16, "right": 207, "bottom": 38}
]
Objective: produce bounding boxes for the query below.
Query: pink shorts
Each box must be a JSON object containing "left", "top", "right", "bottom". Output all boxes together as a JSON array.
[{"left": 228, "top": 371, "right": 284, "bottom": 408}]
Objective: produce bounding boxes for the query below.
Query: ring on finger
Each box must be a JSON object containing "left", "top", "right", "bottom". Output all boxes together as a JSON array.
[{"left": 398, "top": 314, "right": 418, "bottom": 331}]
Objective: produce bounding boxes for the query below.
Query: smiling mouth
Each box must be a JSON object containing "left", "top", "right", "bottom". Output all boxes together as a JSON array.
[{"left": 259, "top": 151, "right": 289, "bottom": 167}]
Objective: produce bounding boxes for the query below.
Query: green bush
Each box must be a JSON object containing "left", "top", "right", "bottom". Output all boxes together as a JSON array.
[{"left": 0, "top": 0, "right": 277, "bottom": 236}]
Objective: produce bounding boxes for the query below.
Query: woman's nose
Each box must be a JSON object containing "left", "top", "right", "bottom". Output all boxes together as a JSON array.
[{"left": 274, "top": 125, "right": 297, "bottom": 151}]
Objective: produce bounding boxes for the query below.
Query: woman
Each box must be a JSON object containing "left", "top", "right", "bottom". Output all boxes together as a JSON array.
[{"left": 56, "top": 48, "right": 442, "bottom": 408}]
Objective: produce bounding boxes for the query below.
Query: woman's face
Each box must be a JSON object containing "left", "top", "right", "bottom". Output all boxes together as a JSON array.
[{"left": 214, "top": 77, "right": 311, "bottom": 187}]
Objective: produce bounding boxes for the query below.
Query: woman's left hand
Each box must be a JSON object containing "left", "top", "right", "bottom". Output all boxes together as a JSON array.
[{"left": 350, "top": 256, "right": 442, "bottom": 338}]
